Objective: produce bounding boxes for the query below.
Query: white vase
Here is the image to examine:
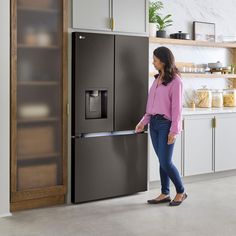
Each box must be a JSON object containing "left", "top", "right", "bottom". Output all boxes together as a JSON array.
[{"left": 149, "top": 23, "right": 156, "bottom": 37}]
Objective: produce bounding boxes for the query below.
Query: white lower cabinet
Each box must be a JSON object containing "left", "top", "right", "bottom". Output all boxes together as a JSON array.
[
  {"left": 183, "top": 116, "right": 214, "bottom": 176},
  {"left": 215, "top": 114, "right": 236, "bottom": 171}
]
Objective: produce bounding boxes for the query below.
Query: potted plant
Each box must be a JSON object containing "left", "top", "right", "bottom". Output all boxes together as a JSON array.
[
  {"left": 149, "top": 1, "right": 163, "bottom": 37},
  {"left": 156, "top": 14, "right": 173, "bottom": 38}
]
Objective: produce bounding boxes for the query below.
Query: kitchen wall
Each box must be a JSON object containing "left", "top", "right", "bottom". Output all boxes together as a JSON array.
[
  {"left": 149, "top": 0, "right": 236, "bottom": 181},
  {"left": 0, "top": 0, "right": 11, "bottom": 217}
]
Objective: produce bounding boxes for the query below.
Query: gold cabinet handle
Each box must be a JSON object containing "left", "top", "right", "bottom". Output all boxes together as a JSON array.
[
  {"left": 110, "top": 18, "right": 115, "bottom": 30},
  {"left": 212, "top": 117, "right": 216, "bottom": 128}
]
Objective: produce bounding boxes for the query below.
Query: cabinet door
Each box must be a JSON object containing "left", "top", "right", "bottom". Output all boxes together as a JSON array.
[
  {"left": 112, "top": 0, "right": 147, "bottom": 34},
  {"left": 72, "top": 0, "right": 111, "bottom": 31},
  {"left": 11, "top": 0, "right": 67, "bottom": 210},
  {"left": 184, "top": 116, "right": 213, "bottom": 176},
  {"left": 215, "top": 115, "right": 236, "bottom": 171}
]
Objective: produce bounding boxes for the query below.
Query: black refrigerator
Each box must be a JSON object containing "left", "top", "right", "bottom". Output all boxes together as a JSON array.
[{"left": 71, "top": 32, "right": 148, "bottom": 203}]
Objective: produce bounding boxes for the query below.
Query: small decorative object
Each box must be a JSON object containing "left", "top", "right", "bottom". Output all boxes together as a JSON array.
[
  {"left": 196, "top": 86, "right": 212, "bottom": 108},
  {"left": 212, "top": 89, "right": 223, "bottom": 108},
  {"left": 24, "top": 27, "right": 37, "bottom": 45},
  {"left": 193, "top": 21, "right": 215, "bottom": 42},
  {"left": 218, "top": 35, "right": 236, "bottom": 43},
  {"left": 149, "top": 1, "right": 163, "bottom": 37},
  {"left": 189, "top": 101, "right": 196, "bottom": 109},
  {"left": 230, "top": 64, "right": 235, "bottom": 74},
  {"left": 19, "top": 104, "right": 50, "bottom": 119},
  {"left": 208, "top": 61, "right": 222, "bottom": 69},
  {"left": 223, "top": 88, "right": 236, "bottom": 107},
  {"left": 37, "top": 27, "right": 52, "bottom": 46},
  {"left": 156, "top": 14, "right": 173, "bottom": 38},
  {"left": 221, "top": 66, "right": 231, "bottom": 74},
  {"left": 170, "top": 31, "right": 190, "bottom": 40}
]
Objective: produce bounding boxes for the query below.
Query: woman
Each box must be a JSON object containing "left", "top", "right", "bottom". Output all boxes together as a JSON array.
[{"left": 135, "top": 46, "right": 187, "bottom": 206}]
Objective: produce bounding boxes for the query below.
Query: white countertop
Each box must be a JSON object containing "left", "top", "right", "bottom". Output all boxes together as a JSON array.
[{"left": 183, "top": 107, "right": 236, "bottom": 116}]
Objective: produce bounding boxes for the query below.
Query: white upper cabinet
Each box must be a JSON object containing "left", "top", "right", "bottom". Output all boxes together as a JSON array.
[
  {"left": 112, "top": 0, "right": 147, "bottom": 34},
  {"left": 72, "top": 0, "right": 148, "bottom": 35},
  {"left": 72, "top": 0, "right": 111, "bottom": 31}
]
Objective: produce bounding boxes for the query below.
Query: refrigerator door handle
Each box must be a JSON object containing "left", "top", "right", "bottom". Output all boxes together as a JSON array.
[{"left": 72, "top": 130, "right": 148, "bottom": 139}]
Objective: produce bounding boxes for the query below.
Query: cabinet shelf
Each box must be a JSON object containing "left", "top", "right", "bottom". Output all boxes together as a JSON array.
[
  {"left": 17, "top": 117, "right": 60, "bottom": 124},
  {"left": 17, "top": 152, "right": 60, "bottom": 162},
  {"left": 149, "top": 71, "right": 236, "bottom": 79},
  {"left": 18, "top": 7, "right": 59, "bottom": 14},
  {"left": 149, "top": 37, "right": 236, "bottom": 49},
  {"left": 18, "top": 44, "right": 59, "bottom": 49},
  {"left": 18, "top": 81, "right": 60, "bottom": 86}
]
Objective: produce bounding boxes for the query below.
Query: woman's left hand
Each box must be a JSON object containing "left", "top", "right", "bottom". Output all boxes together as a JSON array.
[{"left": 167, "top": 133, "right": 176, "bottom": 145}]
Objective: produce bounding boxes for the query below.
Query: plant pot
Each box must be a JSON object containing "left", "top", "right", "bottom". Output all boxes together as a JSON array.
[
  {"left": 149, "top": 23, "right": 157, "bottom": 37},
  {"left": 156, "top": 30, "right": 167, "bottom": 38}
]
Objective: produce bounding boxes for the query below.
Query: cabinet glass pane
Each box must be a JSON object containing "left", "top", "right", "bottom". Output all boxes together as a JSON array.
[{"left": 16, "top": 0, "right": 63, "bottom": 190}]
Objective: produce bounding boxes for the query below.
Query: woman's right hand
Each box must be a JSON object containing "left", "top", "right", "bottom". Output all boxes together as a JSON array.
[{"left": 135, "top": 122, "right": 145, "bottom": 133}]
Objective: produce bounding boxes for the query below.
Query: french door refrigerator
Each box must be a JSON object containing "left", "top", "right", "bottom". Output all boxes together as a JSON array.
[{"left": 71, "top": 32, "right": 148, "bottom": 203}]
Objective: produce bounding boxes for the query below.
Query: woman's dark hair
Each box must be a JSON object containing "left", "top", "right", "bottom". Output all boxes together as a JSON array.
[{"left": 153, "top": 46, "right": 180, "bottom": 86}]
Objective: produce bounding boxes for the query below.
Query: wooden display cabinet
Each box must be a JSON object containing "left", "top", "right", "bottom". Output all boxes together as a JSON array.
[{"left": 10, "top": 0, "right": 68, "bottom": 211}]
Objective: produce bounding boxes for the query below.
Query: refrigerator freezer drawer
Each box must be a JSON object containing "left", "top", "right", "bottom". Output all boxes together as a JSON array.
[{"left": 71, "top": 133, "right": 147, "bottom": 203}]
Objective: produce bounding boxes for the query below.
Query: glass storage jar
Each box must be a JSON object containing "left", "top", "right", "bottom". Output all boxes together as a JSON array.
[
  {"left": 223, "top": 89, "right": 236, "bottom": 107},
  {"left": 212, "top": 89, "right": 223, "bottom": 108},
  {"left": 196, "top": 86, "right": 212, "bottom": 108}
]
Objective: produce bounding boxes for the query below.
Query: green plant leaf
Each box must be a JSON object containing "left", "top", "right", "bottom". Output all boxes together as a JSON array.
[
  {"left": 163, "top": 14, "right": 172, "bottom": 21},
  {"left": 164, "top": 20, "right": 173, "bottom": 24},
  {"left": 149, "top": 0, "right": 164, "bottom": 23},
  {"left": 163, "top": 24, "right": 173, "bottom": 28}
]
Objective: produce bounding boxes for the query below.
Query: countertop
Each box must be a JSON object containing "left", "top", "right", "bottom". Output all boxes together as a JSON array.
[{"left": 183, "top": 107, "right": 236, "bottom": 116}]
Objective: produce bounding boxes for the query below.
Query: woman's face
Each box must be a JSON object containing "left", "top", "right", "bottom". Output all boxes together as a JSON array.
[{"left": 153, "top": 55, "right": 164, "bottom": 71}]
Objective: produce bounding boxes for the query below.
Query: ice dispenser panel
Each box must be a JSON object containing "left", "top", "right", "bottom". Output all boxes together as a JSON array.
[{"left": 85, "top": 90, "right": 107, "bottom": 119}]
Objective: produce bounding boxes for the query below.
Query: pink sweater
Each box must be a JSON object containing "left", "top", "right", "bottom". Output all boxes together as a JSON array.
[{"left": 139, "top": 74, "right": 183, "bottom": 135}]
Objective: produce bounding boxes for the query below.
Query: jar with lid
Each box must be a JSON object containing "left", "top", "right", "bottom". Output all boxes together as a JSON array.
[
  {"left": 212, "top": 89, "right": 223, "bottom": 108},
  {"left": 196, "top": 86, "right": 212, "bottom": 108},
  {"left": 223, "top": 89, "right": 236, "bottom": 107}
]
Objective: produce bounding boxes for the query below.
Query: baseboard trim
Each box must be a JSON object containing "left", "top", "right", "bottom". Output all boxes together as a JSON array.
[
  {"left": 0, "top": 212, "right": 12, "bottom": 218},
  {"left": 149, "top": 169, "right": 236, "bottom": 190},
  {"left": 10, "top": 195, "right": 65, "bottom": 212}
]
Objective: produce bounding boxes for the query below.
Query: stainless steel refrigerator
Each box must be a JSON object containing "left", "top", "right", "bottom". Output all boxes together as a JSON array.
[{"left": 71, "top": 32, "right": 148, "bottom": 203}]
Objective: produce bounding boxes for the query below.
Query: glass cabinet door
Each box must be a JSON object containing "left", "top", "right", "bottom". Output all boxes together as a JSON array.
[{"left": 12, "top": 0, "right": 66, "bottom": 194}]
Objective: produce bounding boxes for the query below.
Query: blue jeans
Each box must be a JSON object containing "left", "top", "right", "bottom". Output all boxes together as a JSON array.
[{"left": 150, "top": 114, "right": 185, "bottom": 195}]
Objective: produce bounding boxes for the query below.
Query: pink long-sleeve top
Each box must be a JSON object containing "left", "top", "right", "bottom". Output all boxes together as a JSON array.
[{"left": 140, "top": 73, "right": 183, "bottom": 135}]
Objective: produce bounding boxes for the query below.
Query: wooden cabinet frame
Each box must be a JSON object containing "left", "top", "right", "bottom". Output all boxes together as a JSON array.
[{"left": 10, "top": 0, "right": 68, "bottom": 211}]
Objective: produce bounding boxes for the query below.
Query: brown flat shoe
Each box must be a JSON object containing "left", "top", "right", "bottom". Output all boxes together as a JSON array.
[
  {"left": 147, "top": 196, "right": 171, "bottom": 204},
  {"left": 169, "top": 193, "right": 188, "bottom": 206}
]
